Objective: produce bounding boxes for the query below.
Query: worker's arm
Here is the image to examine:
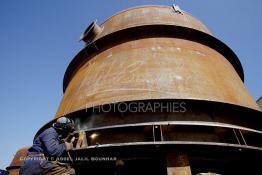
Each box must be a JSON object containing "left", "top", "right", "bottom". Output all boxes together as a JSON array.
[{"left": 40, "top": 128, "right": 68, "bottom": 157}]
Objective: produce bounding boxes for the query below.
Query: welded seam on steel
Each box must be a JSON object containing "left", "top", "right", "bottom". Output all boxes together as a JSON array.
[
  {"left": 73, "top": 141, "right": 262, "bottom": 151},
  {"left": 79, "top": 121, "right": 262, "bottom": 134}
]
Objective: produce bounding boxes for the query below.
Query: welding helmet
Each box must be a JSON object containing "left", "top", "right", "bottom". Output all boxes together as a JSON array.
[{"left": 53, "top": 116, "right": 75, "bottom": 133}]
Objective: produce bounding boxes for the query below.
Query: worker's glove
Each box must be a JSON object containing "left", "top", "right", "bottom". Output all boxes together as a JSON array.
[
  {"left": 65, "top": 142, "right": 73, "bottom": 151},
  {"left": 64, "top": 131, "right": 79, "bottom": 143},
  {"left": 65, "top": 137, "right": 76, "bottom": 151}
]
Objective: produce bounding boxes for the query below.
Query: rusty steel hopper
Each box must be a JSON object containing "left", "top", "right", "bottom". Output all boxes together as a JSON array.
[
  {"left": 6, "top": 147, "right": 29, "bottom": 175},
  {"left": 35, "top": 5, "right": 262, "bottom": 175}
]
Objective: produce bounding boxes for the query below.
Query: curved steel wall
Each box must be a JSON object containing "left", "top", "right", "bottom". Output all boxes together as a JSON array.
[{"left": 55, "top": 5, "right": 260, "bottom": 118}]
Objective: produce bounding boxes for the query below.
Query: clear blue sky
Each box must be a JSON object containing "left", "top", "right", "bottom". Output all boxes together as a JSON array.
[{"left": 0, "top": 0, "right": 261, "bottom": 170}]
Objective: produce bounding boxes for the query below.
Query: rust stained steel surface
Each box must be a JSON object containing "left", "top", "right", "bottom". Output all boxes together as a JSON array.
[
  {"left": 57, "top": 38, "right": 259, "bottom": 118},
  {"left": 95, "top": 5, "right": 212, "bottom": 40},
  {"left": 6, "top": 147, "right": 29, "bottom": 175},
  {"left": 55, "top": 5, "right": 260, "bottom": 118},
  {"left": 63, "top": 5, "right": 214, "bottom": 92},
  {"left": 63, "top": 5, "right": 244, "bottom": 91}
]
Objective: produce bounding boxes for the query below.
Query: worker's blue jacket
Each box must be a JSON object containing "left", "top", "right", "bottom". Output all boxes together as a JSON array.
[
  {"left": 28, "top": 127, "right": 67, "bottom": 157},
  {"left": 19, "top": 127, "right": 68, "bottom": 175}
]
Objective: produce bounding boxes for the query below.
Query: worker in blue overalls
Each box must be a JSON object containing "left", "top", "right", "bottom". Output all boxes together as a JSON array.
[{"left": 20, "top": 117, "right": 76, "bottom": 175}]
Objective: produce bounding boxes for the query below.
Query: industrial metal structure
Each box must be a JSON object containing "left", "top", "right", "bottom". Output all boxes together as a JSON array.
[
  {"left": 6, "top": 147, "right": 29, "bottom": 175},
  {"left": 34, "top": 5, "right": 261, "bottom": 175}
]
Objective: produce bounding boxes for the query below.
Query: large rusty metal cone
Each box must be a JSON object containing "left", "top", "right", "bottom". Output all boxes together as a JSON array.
[
  {"left": 35, "top": 5, "right": 261, "bottom": 174},
  {"left": 56, "top": 5, "right": 260, "bottom": 117}
]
